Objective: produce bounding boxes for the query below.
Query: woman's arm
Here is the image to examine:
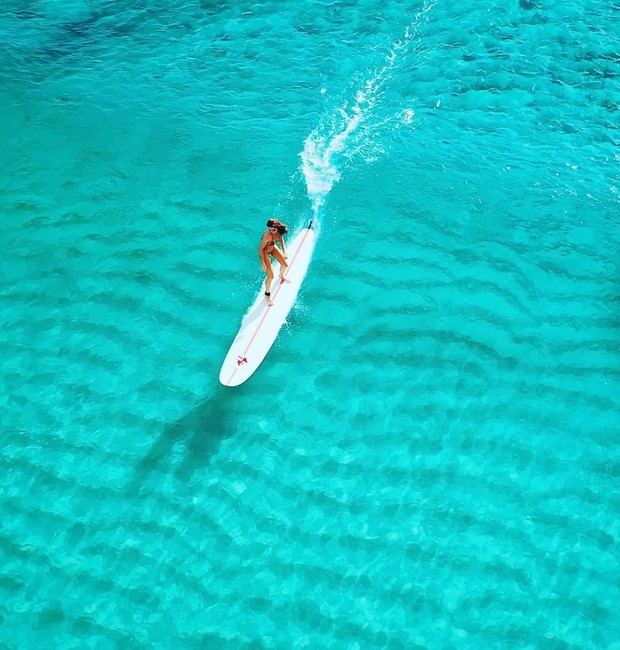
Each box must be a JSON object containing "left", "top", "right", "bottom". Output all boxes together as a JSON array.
[
  {"left": 279, "top": 235, "right": 287, "bottom": 257},
  {"left": 258, "top": 233, "right": 269, "bottom": 259}
]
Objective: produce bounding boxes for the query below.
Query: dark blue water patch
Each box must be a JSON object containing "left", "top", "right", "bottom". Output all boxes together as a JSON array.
[
  {"left": 1, "top": 0, "right": 214, "bottom": 67},
  {"left": 14, "top": 8, "right": 40, "bottom": 20},
  {"left": 198, "top": 0, "right": 226, "bottom": 17},
  {"left": 60, "top": 12, "right": 104, "bottom": 40}
]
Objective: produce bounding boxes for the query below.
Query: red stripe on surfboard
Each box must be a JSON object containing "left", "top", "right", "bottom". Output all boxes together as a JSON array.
[{"left": 224, "top": 227, "right": 313, "bottom": 386}]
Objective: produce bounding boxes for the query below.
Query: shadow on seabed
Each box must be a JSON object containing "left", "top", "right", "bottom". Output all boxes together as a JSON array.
[{"left": 126, "top": 384, "right": 242, "bottom": 493}]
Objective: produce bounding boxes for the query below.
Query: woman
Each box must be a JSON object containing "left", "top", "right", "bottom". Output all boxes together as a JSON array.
[{"left": 258, "top": 218, "right": 289, "bottom": 306}]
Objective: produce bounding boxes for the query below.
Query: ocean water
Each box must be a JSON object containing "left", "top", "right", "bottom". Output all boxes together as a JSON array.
[{"left": 1, "top": 0, "right": 619, "bottom": 647}]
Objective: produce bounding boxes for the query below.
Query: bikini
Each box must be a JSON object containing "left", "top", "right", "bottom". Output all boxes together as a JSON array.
[
  {"left": 263, "top": 236, "right": 279, "bottom": 254},
  {"left": 263, "top": 233, "right": 282, "bottom": 299}
]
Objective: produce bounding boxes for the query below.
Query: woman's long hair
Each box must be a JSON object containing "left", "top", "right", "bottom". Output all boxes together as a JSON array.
[{"left": 266, "top": 218, "right": 289, "bottom": 235}]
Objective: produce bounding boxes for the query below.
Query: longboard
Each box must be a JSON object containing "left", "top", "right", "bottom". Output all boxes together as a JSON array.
[{"left": 219, "top": 222, "right": 316, "bottom": 387}]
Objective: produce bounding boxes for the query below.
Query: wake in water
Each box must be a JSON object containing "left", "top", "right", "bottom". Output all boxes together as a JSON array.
[{"left": 299, "top": 0, "right": 435, "bottom": 219}]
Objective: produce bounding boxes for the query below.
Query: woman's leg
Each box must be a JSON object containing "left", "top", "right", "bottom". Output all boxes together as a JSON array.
[
  {"left": 263, "top": 254, "right": 274, "bottom": 305},
  {"left": 270, "top": 248, "right": 289, "bottom": 282}
]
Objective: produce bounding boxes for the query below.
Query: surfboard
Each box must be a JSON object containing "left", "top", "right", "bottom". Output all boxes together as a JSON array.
[{"left": 219, "top": 222, "right": 316, "bottom": 387}]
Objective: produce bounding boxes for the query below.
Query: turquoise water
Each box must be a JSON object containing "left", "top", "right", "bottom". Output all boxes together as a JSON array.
[{"left": 1, "top": 0, "right": 619, "bottom": 647}]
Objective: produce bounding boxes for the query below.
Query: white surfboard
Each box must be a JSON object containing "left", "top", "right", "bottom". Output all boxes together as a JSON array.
[{"left": 219, "top": 223, "right": 316, "bottom": 387}]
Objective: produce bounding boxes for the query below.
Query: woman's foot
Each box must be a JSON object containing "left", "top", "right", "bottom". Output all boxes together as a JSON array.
[
  {"left": 279, "top": 275, "right": 290, "bottom": 284},
  {"left": 264, "top": 291, "right": 274, "bottom": 306}
]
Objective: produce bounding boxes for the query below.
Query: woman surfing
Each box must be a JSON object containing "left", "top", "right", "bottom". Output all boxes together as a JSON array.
[{"left": 258, "top": 219, "right": 290, "bottom": 306}]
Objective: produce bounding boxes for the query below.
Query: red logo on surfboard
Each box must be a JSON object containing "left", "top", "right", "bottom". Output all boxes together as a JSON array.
[{"left": 237, "top": 356, "right": 248, "bottom": 366}]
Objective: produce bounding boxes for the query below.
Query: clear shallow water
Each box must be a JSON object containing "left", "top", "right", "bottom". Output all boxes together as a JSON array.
[{"left": 1, "top": 0, "right": 619, "bottom": 648}]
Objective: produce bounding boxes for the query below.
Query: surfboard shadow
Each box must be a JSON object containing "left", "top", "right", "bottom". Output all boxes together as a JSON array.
[{"left": 127, "top": 386, "right": 238, "bottom": 492}]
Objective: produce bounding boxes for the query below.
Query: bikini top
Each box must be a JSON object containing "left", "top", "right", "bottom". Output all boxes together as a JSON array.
[{"left": 263, "top": 233, "right": 281, "bottom": 249}]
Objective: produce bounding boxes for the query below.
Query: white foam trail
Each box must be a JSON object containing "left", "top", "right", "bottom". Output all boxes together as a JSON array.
[
  {"left": 300, "top": 1, "right": 435, "bottom": 217},
  {"left": 300, "top": 104, "right": 364, "bottom": 216}
]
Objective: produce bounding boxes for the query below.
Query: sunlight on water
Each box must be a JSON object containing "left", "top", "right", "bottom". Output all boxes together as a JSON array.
[{"left": 0, "top": 0, "right": 618, "bottom": 647}]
